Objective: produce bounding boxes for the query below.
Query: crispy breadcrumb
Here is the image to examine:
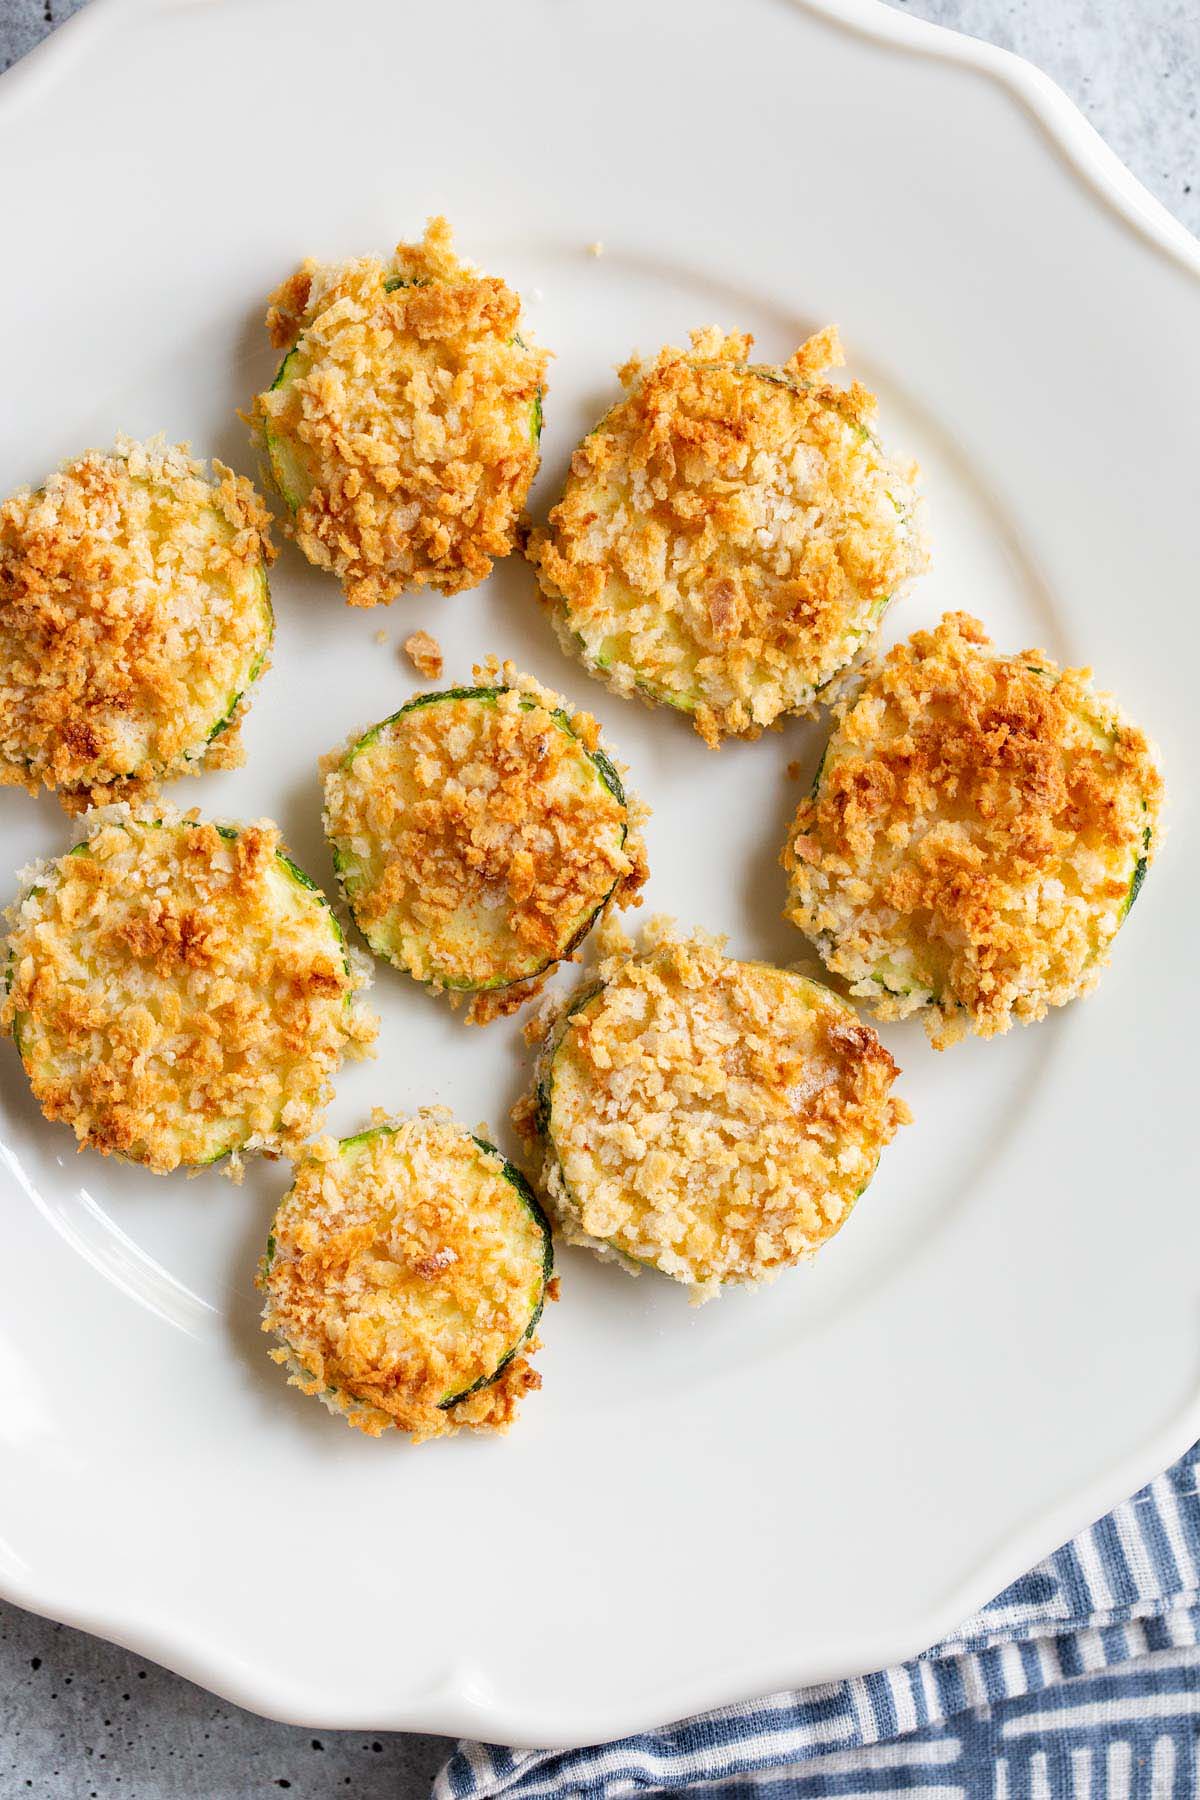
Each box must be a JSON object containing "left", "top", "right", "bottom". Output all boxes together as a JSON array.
[
  {"left": 323, "top": 659, "right": 647, "bottom": 1021},
  {"left": 519, "top": 918, "right": 908, "bottom": 1300},
  {"left": 258, "top": 1108, "right": 551, "bottom": 1442},
  {"left": 2, "top": 808, "right": 376, "bottom": 1174},
  {"left": 403, "top": 629, "right": 443, "bottom": 679},
  {"left": 0, "top": 436, "right": 274, "bottom": 811},
  {"left": 253, "top": 217, "right": 548, "bottom": 605},
  {"left": 782, "top": 613, "right": 1164, "bottom": 1047},
  {"left": 527, "top": 327, "right": 926, "bottom": 744}
]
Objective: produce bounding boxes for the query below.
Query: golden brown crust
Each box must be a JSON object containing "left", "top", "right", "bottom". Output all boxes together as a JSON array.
[
  {"left": 0, "top": 437, "right": 274, "bottom": 810},
  {"left": 323, "top": 660, "right": 647, "bottom": 1019},
  {"left": 2, "top": 808, "right": 376, "bottom": 1174},
  {"left": 402, "top": 629, "right": 443, "bottom": 679},
  {"left": 782, "top": 613, "right": 1165, "bottom": 1046},
  {"left": 254, "top": 217, "right": 548, "bottom": 605},
  {"left": 527, "top": 327, "right": 926, "bottom": 742},
  {"left": 521, "top": 919, "right": 908, "bottom": 1298},
  {"left": 259, "top": 1110, "right": 549, "bottom": 1442}
]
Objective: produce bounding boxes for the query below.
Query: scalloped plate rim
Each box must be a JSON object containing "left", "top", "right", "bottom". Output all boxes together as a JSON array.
[{"left": 0, "top": 0, "right": 1197, "bottom": 1745}]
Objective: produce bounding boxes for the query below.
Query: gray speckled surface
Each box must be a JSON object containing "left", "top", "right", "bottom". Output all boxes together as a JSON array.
[{"left": 0, "top": 0, "right": 1196, "bottom": 1794}]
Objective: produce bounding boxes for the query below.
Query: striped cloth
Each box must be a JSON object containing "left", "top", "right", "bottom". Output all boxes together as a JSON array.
[{"left": 434, "top": 1446, "right": 1200, "bottom": 1798}]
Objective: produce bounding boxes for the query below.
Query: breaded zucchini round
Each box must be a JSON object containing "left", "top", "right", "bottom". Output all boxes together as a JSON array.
[
  {"left": 0, "top": 436, "right": 274, "bottom": 811},
  {"left": 520, "top": 922, "right": 908, "bottom": 1300},
  {"left": 781, "top": 613, "right": 1164, "bottom": 1048},
  {"left": 323, "top": 663, "right": 646, "bottom": 1022},
  {"left": 527, "top": 326, "right": 926, "bottom": 745},
  {"left": 2, "top": 809, "right": 376, "bottom": 1174},
  {"left": 258, "top": 1110, "right": 552, "bottom": 1441},
  {"left": 254, "top": 216, "right": 547, "bottom": 606}
]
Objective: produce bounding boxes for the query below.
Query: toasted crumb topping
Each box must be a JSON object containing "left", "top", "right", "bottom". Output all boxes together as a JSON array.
[
  {"left": 782, "top": 613, "right": 1164, "bottom": 1047},
  {"left": 527, "top": 326, "right": 926, "bottom": 744},
  {"left": 403, "top": 629, "right": 443, "bottom": 679},
  {"left": 254, "top": 217, "right": 548, "bottom": 605},
  {"left": 519, "top": 919, "right": 908, "bottom": 1299},
  {"left": 0, "top": 436, "right": 275, "bottom": 811},
  {"left": 259, "top": 1108, "right": 550, "bottom": 1442},
  {"left": 323, "top": 660, "right": 647, "bottom": 1021},
  {"left": 2, "top": 808, "right": 376, "bottom": 1174}
]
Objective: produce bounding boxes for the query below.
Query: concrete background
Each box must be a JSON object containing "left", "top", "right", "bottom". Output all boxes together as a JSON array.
[{"left": 0, "top": 0, "right": 1196, "bottom": 1793}]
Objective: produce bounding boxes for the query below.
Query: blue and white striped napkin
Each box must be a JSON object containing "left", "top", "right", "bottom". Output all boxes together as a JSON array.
[{"left": 434, "top": 1446, "right": 1200, "bottom": 1798}]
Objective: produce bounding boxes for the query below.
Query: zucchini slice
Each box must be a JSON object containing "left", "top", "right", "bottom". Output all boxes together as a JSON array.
[
  {"left": 258, "top": 1111, "right": 552, "bottom": 1440},
  {"left": 0, "top": 438, "right": 275, "bottom": 803},
  {"left": 2, "top": 813, "right": 371, "bottom": 1173},
  {"left": 529, "top": 927, "right": 906, "bottom": 1297},
  {"left": 528, "top": 328, "right": 924, "bottom": 743},
  {"left": 783, "top": 613, "right": 1164, "bottom": 1047},
  {"left": 324, "top": 679, "right": 638, "bottom": 1002},
  {"left": 252, "top": 219, "right": 547, "bottom": 604}
]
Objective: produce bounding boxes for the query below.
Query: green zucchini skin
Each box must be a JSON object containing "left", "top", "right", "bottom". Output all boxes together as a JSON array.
[
  {"left": 534, "top": 979, "right": 604, "bottom": 1139},
  {"left": 532, "top": 976, "right": 672, "bottom": 1275},
  {"left": 202, "top": 562, "right": 274, "bottom": 748},
  {"left": 1124, "top": 823, "right": 1153, "bottom": 917},
  {"left": 262, "top": 347, "right": 308, "bottom": 513},
  {"left": 330, "top": 687, "right": 628, "bottom": 997},
  {"left": 443, "top": 1137, "right": 553, "bottom": 1407}
]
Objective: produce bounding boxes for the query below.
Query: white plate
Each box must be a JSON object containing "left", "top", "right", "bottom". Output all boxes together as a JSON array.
[{"left": 1, "top": 0, "right": 1198, "bottom": 1747}]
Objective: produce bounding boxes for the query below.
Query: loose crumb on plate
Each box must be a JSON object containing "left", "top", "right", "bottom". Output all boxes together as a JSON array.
[{"left": 403, "top": 629, "right": 444, "bottom": 679}]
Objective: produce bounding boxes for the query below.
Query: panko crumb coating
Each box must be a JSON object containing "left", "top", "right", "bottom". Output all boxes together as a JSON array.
[
  {"left": 254, "top": 216, "right": 548, "bottom": 606},
  {"left": 518, "top": 918, "right": 908, "bottom": 1301},
  {"left": 258, "top": 1108, "right": 552, "bottom": 1443},
  {"left": 2, "top": 807, "right": 376, "bottom": 1175},
  {"left": 527, "top": 325, "right": 926, "bottom": 745},
  {"left": 0, "top": 436, "right": 274, "bottom": 813},
  {"left": 322, "top": 659, "right": 648, "bottom": 1025},
  {"left": 403, "top": 629, "right": 443, "bottom": 679},
  {"left": 782, "top": 613, "right": 1164, "bottom": 1048}
]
